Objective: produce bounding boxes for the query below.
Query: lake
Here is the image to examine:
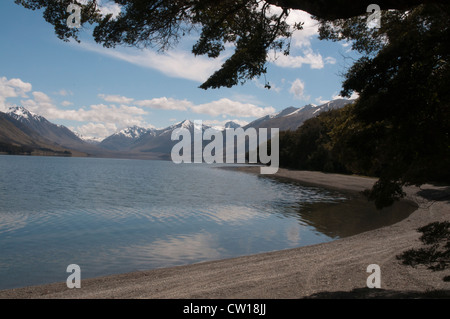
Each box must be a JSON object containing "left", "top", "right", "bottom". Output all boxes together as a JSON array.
[{"left": 0, "top": 155, "right": 416, "bottom": 290}]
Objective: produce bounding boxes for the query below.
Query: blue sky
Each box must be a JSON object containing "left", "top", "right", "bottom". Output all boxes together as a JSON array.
[{"left": 0, "top": 1, "right": 358, "bottom": 139}]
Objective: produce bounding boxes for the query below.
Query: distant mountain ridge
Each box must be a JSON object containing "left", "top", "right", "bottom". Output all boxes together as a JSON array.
[
  {"left": 243, "top": 99, "right": 354, "bottom": 132},
  {"left": 6, "top": 106, "right": 93, "bottom": 152},
  {"left": 0, "top": 109, "right": 86, "bottom": 156},
  {"left": 0, "top": 99, "right": 354, "bottom": 159}
]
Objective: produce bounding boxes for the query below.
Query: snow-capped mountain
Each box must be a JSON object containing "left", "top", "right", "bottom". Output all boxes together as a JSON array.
[
  {"left": 157, "top": 120, "right": 195, "bottom": 136},
  {"left": 126, "top": 120, "right": 212, "bottom": 155},
  {"left": 99, "top": 125, "right": 156, "bottom": 151},
  {"left": 0, "top": 107, "right": 89, "bottom": 156},
  {"left": 99, "top": 119, "right": 221, "bottom": 155},
  {"left": 224, "top": 121, "right": 242, "bottom": 129},
  {"left": 271, "top": 106, "right": 299, "bottom": 118},
  {"left": 6, "top": 106, "right": 87, "bottom": 149},
  {"left": 244, "top": 99, "right": 354, "bottom": 131},
  {"left": 117, "top": 126, "right": 155, "bottom": 139},
  {"left": 1, "top": 98, "right": 355, "bottom": 159},
  {"left": 74, "top": 132, "right": 104, "bottom": 145},
  {"left": 98, "top": 100, "right": 354, "bottom": 156},
  {"left": 4, "top": 106, "right": 116, "bottom": 156},
  {"left": 7, "top": 106, "right": 46, "bottom": 124}
]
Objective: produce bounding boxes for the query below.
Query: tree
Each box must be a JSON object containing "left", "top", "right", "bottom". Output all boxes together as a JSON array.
[
  {"left": 278, "top": 108, "right": 350, "bottom": 173},
  {"left": 317, "top": 3, "right": 450, "bottom": 208}
]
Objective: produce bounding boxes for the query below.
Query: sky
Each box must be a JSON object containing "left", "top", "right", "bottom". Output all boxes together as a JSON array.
[{"left": 0, "top": 0, "right": 359, "bottom": 140}]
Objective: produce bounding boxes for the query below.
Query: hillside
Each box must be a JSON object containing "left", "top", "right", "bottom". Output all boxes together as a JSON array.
[{"left": 0, "top": 112, "right": 86, "bottom": 156}]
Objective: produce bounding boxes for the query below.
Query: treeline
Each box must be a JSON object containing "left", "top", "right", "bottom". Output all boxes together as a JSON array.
[
  {"left": 0, "top": 142, "right": 33, "bottom": 155},
  {"left": 274, "top": 101, "right": 450, "bottom": 208},
  {"left": 278, "top": 104, "right": 379, "bottom": 177},
  {"left": 278, "top": 107, "right": 350, "bottom": 175},
  {"left": 0, "top": 142, "right": 72, "bottom": 156}
]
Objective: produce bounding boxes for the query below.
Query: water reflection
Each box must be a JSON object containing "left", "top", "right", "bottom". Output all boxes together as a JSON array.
[
  {"left": 294, "top": 194, "right": 418, "bottom": 238},
  {"left": 0, "top": 156, "right": 420, "bottom": 290},
  {"left": 258, "top": 176, "right": 418, "bottom": 239}
]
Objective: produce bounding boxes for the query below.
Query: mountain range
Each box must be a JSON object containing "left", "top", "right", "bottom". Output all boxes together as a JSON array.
[
  {"left": 0, "top": 99, "right": 354, "bottom": 159},
  {"left": 0, "top": 107, "right": 87, "bottom": 157}
]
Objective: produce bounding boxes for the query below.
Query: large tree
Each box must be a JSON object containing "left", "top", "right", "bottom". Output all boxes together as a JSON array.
[{"left": 318, "top": 3, "right": 450, "bottom": 207}]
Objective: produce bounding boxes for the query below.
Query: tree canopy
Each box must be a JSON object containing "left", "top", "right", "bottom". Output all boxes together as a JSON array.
[
  {"left": 14, "top": 0, "right": 447, "bottom": 89},
  {"left": 317, "top": 4, "right": 450, "bottom": 207}
]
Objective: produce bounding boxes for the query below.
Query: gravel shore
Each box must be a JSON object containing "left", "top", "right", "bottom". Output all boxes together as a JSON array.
[{"left": 1, "top": 167, "right": 449, "bottom": 299}]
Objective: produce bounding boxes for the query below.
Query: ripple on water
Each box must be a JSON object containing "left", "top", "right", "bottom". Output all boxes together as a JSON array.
[{"left": 0, "top": 156, "right": 417, "bottom": 290}]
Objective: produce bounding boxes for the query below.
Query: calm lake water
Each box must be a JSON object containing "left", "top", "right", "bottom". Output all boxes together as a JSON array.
[{"left": 0, "top": 155, "right": 416, "bottom": 290}]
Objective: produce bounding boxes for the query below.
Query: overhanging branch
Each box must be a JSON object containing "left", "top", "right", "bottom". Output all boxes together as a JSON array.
[{"left": 264, "top": 0, "right": 447, "bottom": 19}]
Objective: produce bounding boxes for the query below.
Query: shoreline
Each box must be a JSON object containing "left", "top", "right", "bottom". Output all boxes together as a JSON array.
[{"left": 1, "top": 167, "right": 449, "bottom": 298}]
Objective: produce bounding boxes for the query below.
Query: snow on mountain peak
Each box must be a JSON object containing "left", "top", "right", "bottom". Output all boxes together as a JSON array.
[
  {"left": 284, "top": 108, "right": 302, "bottom": 117},
  {"left": 7, "top": 106, "right": 43, "bottom": 122},
  {"left": 224, "top": 121, "right": 241, "bottom": 129},
  {"left": 116, "top": 126, "right": 150, "bottom": 139},
  {"left": 181, "top": 119, "right": 193, "bottom": 128}
]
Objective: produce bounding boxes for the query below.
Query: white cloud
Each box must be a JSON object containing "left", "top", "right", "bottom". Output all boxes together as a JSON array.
[
  {"left": 272, "top": 49, "right": 324, "bottom": 69},
  {"left": 74, "top": 122, "right": 118, "bottom": 139},
  {"left": 98, "top": 94, "right": 192, "bottom": 111},
  {"left": 6, "top": 78, "right": 32, "bottom": 95},
  {"left": 289, "top": 79, "right": 309, "bottom": 100},
  {"left": 0, "top": 77, "right": 32, "bottom": 111},
  {"left": 190, "top": 98, "right": 275, "bottom": 118},
  {"left": 2, "top": 75, "right": 279, "bottom": 139},
  {"left": 97, "top": 93, "right": 192, "bottom": 111},
  {"left": 33, "top": 91, "right": 52, "bottom": 104},
  {"left": 266, "top": 10, "right": 338, "bottom": 71},
  {"left": 332, "top": 91, "right": 360, "bottom": 100},
  {"left": 77, "top": 42, "right": 224, "bottom": 83},
  {"left": 272, "top": 48, "right": 336, "bottom": 70},
  {"left": 317, "top": 91, "right": 360, "bottom": 104},
  {"left": 324, "top": 56, "right": 337, "bottom": 65},
  {"left": 230, "top": 91, "right": 266, "bottom": 105},
  {"left": 98, "top": 93, "right": 274, "bottom": 118},
  {"left": 286, "top": 10, "right": 320, "bottom": 48},
  {"left": 97, "top": 0, "right": 122, "bottom": 18},
  {"left": 98, "top": 94, "right": 134, "bottom": 104},
  {"left": 55, "top": 89, "right": 73, "bottom": 96},
  {"left": 315, "top": 96, "right": 330, "bottom": 104},
  {"left": 61, "top": 101, "right": 74, "bottom": 107},
  {"left": 264, "top": 7, "right": 319, "bottom": 49},
  {"left": 21, "top": 93, "right": 149, "bottom": 131},
  {"left": 349, "top": 91, "right": 360, "bottom": 100},
  {"left": 135, "top": 97, "right": 192, "bottom": 111}
]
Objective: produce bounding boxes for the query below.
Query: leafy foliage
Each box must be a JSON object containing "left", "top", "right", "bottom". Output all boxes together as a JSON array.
[
  {"left": 278, "top": 108, "right": 349, "bottom": 174},
  {"left": 315, "top": 4, "right": 450, "bottom": 207}
]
